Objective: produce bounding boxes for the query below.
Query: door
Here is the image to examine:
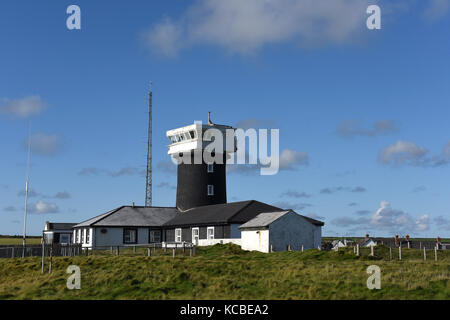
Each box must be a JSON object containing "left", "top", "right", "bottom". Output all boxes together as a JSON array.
[{"left": 192, "top": 228, "right": 199, "bottom": 245}]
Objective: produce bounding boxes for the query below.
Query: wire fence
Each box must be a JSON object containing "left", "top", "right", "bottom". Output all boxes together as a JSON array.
[{"left": 0, "top": 244, "right": 83, "bottom": 259}]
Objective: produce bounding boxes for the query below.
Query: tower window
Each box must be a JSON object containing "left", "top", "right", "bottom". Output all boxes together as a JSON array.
[
  {"left": 207, "top": 185, "right": 214, "bottom": 196},
  {"left": 207, "top": 163, "right": 214, "bottom": 173}
]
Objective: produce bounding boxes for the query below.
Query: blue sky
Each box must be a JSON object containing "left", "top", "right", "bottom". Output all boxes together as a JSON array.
[{"left": 0, "top": 0, "right": 449, "bottom": 238}]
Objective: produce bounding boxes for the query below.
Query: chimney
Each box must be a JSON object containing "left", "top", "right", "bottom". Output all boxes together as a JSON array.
[
  {"left": 365, "top": 233, "right": 369, "bottom": 240},
  {"left": 132, "top": 202, "right": 135, "bottom": 208},
  {"left": 395, "top": 234, "right": 399, "bottom": 245},
  {"left": 437, "top": 236, "right": 441, "bottom": 244},
  {"left": 405, "top": 234, "right": 410, "bottom": 241}
]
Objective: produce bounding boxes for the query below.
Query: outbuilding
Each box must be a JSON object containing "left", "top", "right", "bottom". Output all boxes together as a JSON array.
[{"left": 239, "top": 210, "right": 324, "bottom": 253}]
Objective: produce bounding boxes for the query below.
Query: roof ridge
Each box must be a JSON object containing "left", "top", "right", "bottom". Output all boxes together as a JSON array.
[
  {"left": 76, "top": 206, "right": 125, "bottom": 227},
  {"left": 226, "top": 200, "right": 255, "bottom": 222}
]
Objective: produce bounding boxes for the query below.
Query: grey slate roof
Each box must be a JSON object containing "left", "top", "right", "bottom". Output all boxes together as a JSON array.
[
  {"left": 238, "top": 210, "right": 290, "bottom": 229},
  {"left": 239, "top": 210, "right": 324, "bottom": 229},
  {"left": 74, "top": 206, "right": 179, "bottom": 228},
  {"left": 48, "top": 223, "right": 77, "bottom": 230},
  {"left": 163, "top": 200, "right": 282, "bottom": 227}
]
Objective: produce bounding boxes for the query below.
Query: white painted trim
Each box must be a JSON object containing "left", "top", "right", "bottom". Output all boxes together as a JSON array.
[
  {"left": 207, "top": 226, "right": 215, "bottom": 240},
  {"left": 175, "top": 228, "right": 182, "bottom": 242},
  {"left": 192, "top": 227, "right": 199, "bottom": 245}
]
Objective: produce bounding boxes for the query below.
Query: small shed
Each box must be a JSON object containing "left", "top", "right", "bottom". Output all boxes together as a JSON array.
[
  {"left": 43, "top": 222, "right": 77, "bottom": 244},
  {"left": 239, "top": 210, "right": 324, "bottom": 253}
]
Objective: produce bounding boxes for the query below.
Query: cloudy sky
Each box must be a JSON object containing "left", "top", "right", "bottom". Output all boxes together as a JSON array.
[{"left": 0, "top": 0, "right": 449, "bottom": 237}]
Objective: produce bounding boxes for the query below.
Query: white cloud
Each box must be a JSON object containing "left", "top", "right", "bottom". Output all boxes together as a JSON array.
[
  {"left": 29, "top": 200, "right": 59, "bottom": 214},
  {"left": 279, "top": 149, "right": 309, "bottom": 169},
  {"left": 337, "top": 119, "right": 396, "bottom": 138},
  {"left": 370, "top": 201, "right": 429, "bottom": 233},
  {"left": 29, "top": 133, "right": 64, "bottom": 156},
  {"left": 332, "top": 201, "right": 430, "bottom": 234},
  {"left": 379, "top": 140, "right": 450, "bottom": 167},
  {"left": 378, "top": 140, "right": 428, "bottom": 165},
  {"left": 145, "top": 0, "right": 374, "bottom": 56},
  {"left": 0, "top": 95, "right": 47, "bottom": 118}
]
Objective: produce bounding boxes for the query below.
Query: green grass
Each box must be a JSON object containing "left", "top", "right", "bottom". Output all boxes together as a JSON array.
[
  {"left": 0, "top": 237, "right": 42, "bottom": 245},
  {"left": 0, "top": 244, "right": 448, "bottom": 300}
]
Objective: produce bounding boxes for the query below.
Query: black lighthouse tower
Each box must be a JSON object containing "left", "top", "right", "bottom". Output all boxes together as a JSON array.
[{"left": 166, "top": 115, "right": 236, "bottom": 211}]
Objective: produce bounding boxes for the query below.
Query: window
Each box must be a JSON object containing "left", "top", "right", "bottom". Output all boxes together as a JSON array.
[
  {"left": 81, "top": 229, "right": 84, "bottom": 244},
  {"left": 207, "top": 227, "right": 214, "bottom": 240},
  {"left": 85, "top": 228, "right": 90, "bottom": 244},
  {"left": 192, "top": 228, "right": 199, "bottom": 244},
  {"left": 189, "top": 130, "right": 196, "bottom": 139},
  {"left": 207, "top": 185, "right": 214, "bottom": 196},
  {"left": 175, "top": 228, "right": 182, "bottom": 242},
  {"left": 149, "top": 230, "right": 161, "bottom": 243},
  {"left": 207, "top": 163, "right": 214, "bottom": 173},
  {"left": 123, "top": 228, "right": 138, "bottom": 244},
  {"left": 60, "top": 234, "right": 70, "bottom": 244}
]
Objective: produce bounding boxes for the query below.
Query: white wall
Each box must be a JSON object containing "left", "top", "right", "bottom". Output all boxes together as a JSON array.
[
  {"left": 241, "top": 211, "right": 322, "bottom": 253},
  {"left": 197, "top": 238, "right": 242, "bottom": 246},
  {"left": 241, "top": 229, "right": 270, "bottom": 253}
]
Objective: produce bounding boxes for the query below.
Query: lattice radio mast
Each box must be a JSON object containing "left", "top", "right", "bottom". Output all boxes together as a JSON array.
[{"left": 145, "top": 82, "right": 153, "bottom": 207}]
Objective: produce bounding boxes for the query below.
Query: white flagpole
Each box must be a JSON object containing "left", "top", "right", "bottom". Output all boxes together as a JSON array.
[{"left": 23, "top": 121, "right": 32, "bottom": 254}]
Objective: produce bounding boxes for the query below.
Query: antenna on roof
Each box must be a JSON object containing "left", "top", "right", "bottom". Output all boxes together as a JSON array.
[
  {"left": 145, "top": 82, "right": 153, "bottom": 207},
  {"left": 208, "top": 111, "right": 213, "bottom": 125}
]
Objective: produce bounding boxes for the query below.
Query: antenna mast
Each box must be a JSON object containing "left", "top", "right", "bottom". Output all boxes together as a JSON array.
[
  {"left": 145, "top": 82, "right": 153, "bottom": 207},
  {"left": 23, "top": 122, "right": 31, "bottom": 255}
]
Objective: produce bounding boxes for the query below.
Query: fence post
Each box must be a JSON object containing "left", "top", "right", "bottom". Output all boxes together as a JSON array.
[
  {"left": 287, "top": 244, "right": 291, "bottom": 251},
  {"left": 270, "top": 244, "right": 273, "bottom": 253},
  {"left": 183, "top": 243, "right": 186, "bottom": 254},
  {"left": 41, "top": 242, "right": 45, "bottom": 274},
  {"left": 85, "top": 248, "right": 89, "bottom": 257},
  {"left": 133, "top": 246, "right": 136, "bottom": 253},
  {"left": 12, "top": 247, "right": 15, "bottom": 259},
  {"left": 164, "top": 242, "right": 167, "bottom": 252},
  {"left": 419, "top": 242, "right": 422, "bottom": 250},
  {"left": 434, "top": 246, "right": 438, "bottom": 261},
  {"left": 116, "top": 246, "right": 120, "bottom": 256},
  {"left": 423, "top": 247, "right": 426, "bottom": 261},
  {"left": 147, "top": 248, "right": 151, "bottom": 257},
  {"left": 110, "top": 246, "right": 113, "bottom": 254},
  {"left": 407, "top": 242, "right": 410, "bottom": 249},
  {"left": 399, "top": 246, "right": 402, "bottom": 261},
  {"left": 317, "top": 245, "right": 321, "bottom": 251},
  {"left": 190, "top": 247, "right": 193, "bottom": 257},
  {"left": 301, "top": 245, "right": 304, "bottom": 252},
  {"left": 370, "top": 245, "right": 374, "bottom": 257},
  {"left": 172, "top": 248, "right": 176, "bottom": 258},
  {"left": 49, "top": 244, "right": 53, "bottom": 274},
  {"left": 356, "top": 244, "right": 360, "bottom": 256}
]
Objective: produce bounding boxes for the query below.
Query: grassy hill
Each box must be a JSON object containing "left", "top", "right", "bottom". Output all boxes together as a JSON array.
[{"left": 0, "top": 244, "right": 448, "bottom": 300}]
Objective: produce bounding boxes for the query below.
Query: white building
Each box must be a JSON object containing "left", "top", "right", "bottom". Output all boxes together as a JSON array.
[{"left": 239, "top": 210, "right": 323, "bottom": 253}]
